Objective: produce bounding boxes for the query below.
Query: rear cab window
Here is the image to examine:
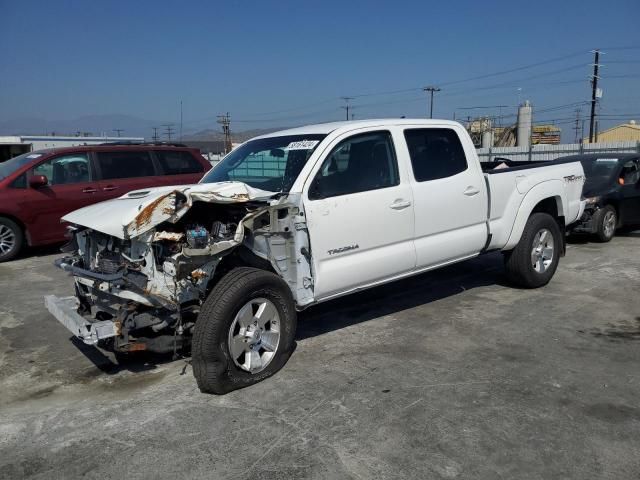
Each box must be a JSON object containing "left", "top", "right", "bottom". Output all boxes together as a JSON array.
[
  {"left": 155, "top": 150, "right": 204, "bottom": 175},
  {"left": 404, "top": 128, "right": 468, "bottom": 181},
  {"left": 96, "top": 151, "right": 156, "bottom": 179}
]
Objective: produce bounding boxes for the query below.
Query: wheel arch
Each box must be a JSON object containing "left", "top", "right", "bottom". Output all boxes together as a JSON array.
[
  {"left": 205, "top": 246, "right": 277, "bottom": 296},
  {"left": 503, "top": 180, "right": 566, "bottom": 251}
]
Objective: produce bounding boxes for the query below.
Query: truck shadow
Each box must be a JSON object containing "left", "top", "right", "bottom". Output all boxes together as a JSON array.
[
  {"left": 297, "top": 252, "right": 504, "bottom": 340},
  {"left": 77, "top": 252, "right": 506, "bottom": 375}
]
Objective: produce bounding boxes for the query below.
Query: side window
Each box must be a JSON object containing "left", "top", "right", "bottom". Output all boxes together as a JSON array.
[
  {"left": 10, "top": 174, "right": 27, "bottom": 189},
  {"left": 96, "top": 151, "right": 155, "bottom": 180},
  {"left": 156, "top": 151, "right": 204, "bottom": 175},
  {"left": 33, "top": 154, "right": 90, "bottom": 185},
  {"left": 309, "top": 131, "right": 399, "bottom": 200},
  {"left": 620, "top": 159, "right": 640, "bottom": 185},
  {"left": 404, "top": 128, "right": 468, "bottom": 181}
]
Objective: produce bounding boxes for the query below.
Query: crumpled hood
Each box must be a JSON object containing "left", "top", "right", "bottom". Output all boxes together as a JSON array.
[{"left": 62, "top": 181, "right": 275, "bottom": 239}]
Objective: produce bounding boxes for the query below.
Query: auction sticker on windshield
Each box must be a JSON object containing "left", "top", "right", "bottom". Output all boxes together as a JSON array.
[{"left": 286, "top": 140, "right": 320, "bottom": 150}]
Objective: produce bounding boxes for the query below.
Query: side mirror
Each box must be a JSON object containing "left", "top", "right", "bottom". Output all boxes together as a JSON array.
[
  {"left": 29, "top": 175, "right": 49, "bottom": 188},
  {"left": 270, "top": 148, "right": 285, "bottom": 158}
]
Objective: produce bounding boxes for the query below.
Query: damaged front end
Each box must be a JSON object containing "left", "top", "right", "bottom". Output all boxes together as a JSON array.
[{"left": 46, "top": 182, "right": 314, "bottom": 356}]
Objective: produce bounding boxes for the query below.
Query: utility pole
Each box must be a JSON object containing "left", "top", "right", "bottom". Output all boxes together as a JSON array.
[
  {"left": 573, "top": 108, "right": 582, "bottom": 143},
  {"left": 217, "top": 113, "right": 232, "bottom": 154},
  {"left": 113, "top": 129, "right": 124, "bottom": 137},
  {"left": 423, "top": 86, "right": 441, "bottom": 119},
  {"left": 152, "top": 127, "right": 159, "bottom": 142},
  {"left": 340, "top": 97, "right": 353, "bottom": 121},
  {"left": 179, "top": 100, "right": 183, "bottom": 141},
  {"left": 588, "top": 49, "right": 600, "bottom": 143},
  {"left": 162, "top": 124, "right": 175, "bottom": 141}
]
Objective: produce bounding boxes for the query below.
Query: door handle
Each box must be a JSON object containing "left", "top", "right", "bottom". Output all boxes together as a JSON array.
[
  {"left": 464, "top": 186, "right": 480, "bottom": 196},
  {"left": 102, "top": 185, "right": 118, "bottom": 192},
  {"left": 82, "top": 187, "right": 97, "bottom": 194},
  {"left": 390, "top": 199, "right": 412, "bottom": 210}
]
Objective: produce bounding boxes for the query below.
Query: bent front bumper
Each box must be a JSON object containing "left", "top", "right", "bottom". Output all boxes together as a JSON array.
[{"left": 44, "top": 295, "right": 118, "bottom": 345}]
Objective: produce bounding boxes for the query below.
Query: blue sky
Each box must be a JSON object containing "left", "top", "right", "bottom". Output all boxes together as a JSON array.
[{"left": 1, "top": 0, "right": 638, "bottom": 135}]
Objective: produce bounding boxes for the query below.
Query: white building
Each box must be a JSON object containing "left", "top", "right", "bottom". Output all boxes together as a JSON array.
[{"left": 0, "top": 135, "right": 144, "bottom": 162}]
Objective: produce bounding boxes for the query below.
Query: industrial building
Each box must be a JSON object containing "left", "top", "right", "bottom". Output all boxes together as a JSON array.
[
  {"left": 0, "top": 134, "right": 144, "bottom": 162},
  {"left": 584, "top": 120, "right": 640, "bottom": 143},
  {"left": 467, "top": 101, "right": 561, "bottom": 148}
]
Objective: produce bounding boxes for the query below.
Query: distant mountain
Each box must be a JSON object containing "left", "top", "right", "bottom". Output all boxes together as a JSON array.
[
  {"left": 0, "top": 114, "right": 171, "bottom": 138},
  {"left": 183, "top": 127, "right": 287, "bottom": 142},
  {"left": 0, "top": 115, "right": 289, "bottom": 141}
]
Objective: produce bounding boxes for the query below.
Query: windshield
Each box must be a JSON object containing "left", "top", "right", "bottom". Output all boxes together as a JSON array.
[
  {"left": 201, "top": 134, "right": 327, "bottom": 192},
  {"left": 0, "top": 152, "right": 46, "bottom": 180},
  {"left": 581, "top": 158, "right": 619, "bottom": 183}
]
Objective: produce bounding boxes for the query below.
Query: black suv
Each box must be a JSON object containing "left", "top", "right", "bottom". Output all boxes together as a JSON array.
[{"left": 561, "top": 153, "right": 640, "bottom": 241}]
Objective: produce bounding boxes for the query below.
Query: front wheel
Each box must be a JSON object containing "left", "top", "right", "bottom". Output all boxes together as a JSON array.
[
  {"left": 192, "top": 267, "right": 297, "bottom": 394},
  {"left": 0, "top": 217, "right": 24, "bottom": 263},
  {"left": 504, "top": 213, "right": 562, "bottom": 288},
  {"left": 594, "top": 205, "right": 617, "bottom": 243}
]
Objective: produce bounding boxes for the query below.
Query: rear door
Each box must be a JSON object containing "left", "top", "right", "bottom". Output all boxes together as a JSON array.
[
  {"left": 402, "top": 126, "right": 488, "bottom": 268},
  {"left": 93, "top": 150, "right": 162, "bottom": 199},
  {"left": 619, "top": 158, "right": 640, "bottom": 225},
  {"left": 303, "top": 129, "right": 416, "bottom": 299},
  {"left": 21, "top": 152, "right": 100, "bottom": 243},
  {"left": 153, "top": 149, "right": 209, "bottom": 186}
]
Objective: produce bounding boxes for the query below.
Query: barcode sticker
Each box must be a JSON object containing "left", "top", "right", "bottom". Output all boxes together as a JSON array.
[{"left": 286, "top": 140, "right": 320, "bottom": 150}]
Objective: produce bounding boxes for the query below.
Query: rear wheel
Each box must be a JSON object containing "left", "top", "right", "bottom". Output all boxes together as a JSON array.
[
  {"left": 0, "top": 217, "right": 24, "bottom": 263},
  {"left": 594, "top": 205, "right": 617, "bottom": 243},
  {"left": 192, "top": 267, "right": 297, "bottom": 394},
  {"left": 504, "top": 213, "right": 562, "bottom": 288}
]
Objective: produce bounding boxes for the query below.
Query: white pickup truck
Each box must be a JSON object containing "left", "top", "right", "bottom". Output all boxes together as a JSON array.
[{"left": 46, "top": 119, "right": 585, "bottom": 394}]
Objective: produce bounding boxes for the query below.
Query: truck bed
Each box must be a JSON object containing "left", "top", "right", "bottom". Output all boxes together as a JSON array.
[
  {"left": 482, "top": 157, "right": 579, "bottom": 174},
  {"left": 483, "top": 160, "right": 585, "bottom": 250}
]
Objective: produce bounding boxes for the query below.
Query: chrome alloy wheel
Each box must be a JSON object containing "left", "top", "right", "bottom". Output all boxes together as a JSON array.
[
  {"left": 531, "top": 228, "right": 554, "bottom": 273},
  {"left": 0, "top": 224, "right": 16, "bottom": 256},
  {"left": 227, "top": 297, "right": 281, "bottom": 373},
  {"left": 603, "top": 210, "right": 616, "bottom": 238}
]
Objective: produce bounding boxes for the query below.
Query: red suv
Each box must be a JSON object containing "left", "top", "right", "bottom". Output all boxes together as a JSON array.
[{"left": 0, "top": 144, "right": 211, "bottom": 261}]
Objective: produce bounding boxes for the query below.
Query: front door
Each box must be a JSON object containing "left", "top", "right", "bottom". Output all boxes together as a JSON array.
[
  {"left": 303, "top": 130, "right": 416, "bottom": 300},
  {"left": 619, "top": 158, "right": 640, "bottom": 225},
  {"left": 21, "top": 153, "right": 100, "bottom": 244},
  {"left": 402, "top": 126, "right": 488, "bottom": 268}
]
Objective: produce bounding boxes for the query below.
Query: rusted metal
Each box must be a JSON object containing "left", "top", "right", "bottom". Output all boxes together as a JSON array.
[
  {"left": 123, "top": 342, "right": 147, "bottom": 352},
  {"left": 134, "top": 194, "right": 172, "bottom": 230},
  {"left": 190, "top": 268, "right": 207, "bottom": 280}
]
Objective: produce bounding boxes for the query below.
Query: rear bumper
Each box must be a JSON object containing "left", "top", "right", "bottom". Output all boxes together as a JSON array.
[{"left": 44, "top": 295, "right": 118, "bottom": 345}]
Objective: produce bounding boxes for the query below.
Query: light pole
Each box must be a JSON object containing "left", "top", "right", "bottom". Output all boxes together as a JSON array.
[{"left": 423, "top": 86, "right": 441, "bottom": 119}]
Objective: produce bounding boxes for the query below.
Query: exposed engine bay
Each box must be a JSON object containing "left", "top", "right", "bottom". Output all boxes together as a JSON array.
[{"left": 54, "top": 183, "right": 314, "bottom": 355}]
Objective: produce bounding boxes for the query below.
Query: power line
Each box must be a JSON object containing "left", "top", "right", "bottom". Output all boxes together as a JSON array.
[{"left": 151, "top": 127, "right": 159, "bottom": 142}]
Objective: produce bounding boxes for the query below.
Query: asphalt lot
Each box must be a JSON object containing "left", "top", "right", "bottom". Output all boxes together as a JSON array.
[{"left": 1, "top": 233, "right": 639, "bottom": 479}]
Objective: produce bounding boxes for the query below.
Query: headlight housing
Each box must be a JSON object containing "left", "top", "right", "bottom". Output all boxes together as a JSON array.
[{"left": 584, "top": 196, "right": 601, "bottom": 205}]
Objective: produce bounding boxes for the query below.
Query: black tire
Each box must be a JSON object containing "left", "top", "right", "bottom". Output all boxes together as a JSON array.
[
  {"left": 504, "top": 212, "right": 562, "bottom": 288},
  {"left": 594, "top": 205, "right": 617, "bottom": 243},
  {"left": 0, "top": 217, "right": 24, "bottom": 263},
  {"left": 192, "top": 267, "right": 297, "bottom": 394}
]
